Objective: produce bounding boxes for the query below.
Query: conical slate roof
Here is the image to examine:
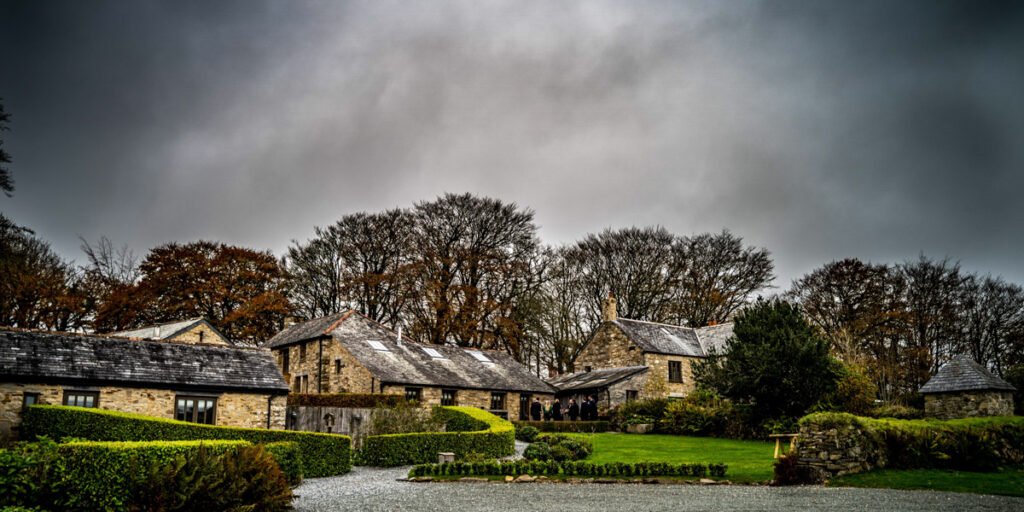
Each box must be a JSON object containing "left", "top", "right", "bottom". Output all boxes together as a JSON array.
[{"left": 919, "top": 356, "right": 1017, "bottom": 394}]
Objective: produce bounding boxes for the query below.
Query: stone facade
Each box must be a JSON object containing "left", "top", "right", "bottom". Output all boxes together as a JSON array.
[
  {"left": 0, "top": 382, "right": 285, "bottom": 442},
  {"left": 574, "top": 323, "right": 644, "bottom": 371},
  {"left": 642, "top": 353, "right": 698, "bottom": 398},
  {"left": 793, "top": 423, "right": 886, "bottom": 481},
  {"left": 167, "top": 323, "right": 230, "bottom": 345},
  {"left": 278, "top": 336, "right": 377, "bottom": 394},
  {"left": 924, "top": 391, "right": 1015, "bottom": 419}
]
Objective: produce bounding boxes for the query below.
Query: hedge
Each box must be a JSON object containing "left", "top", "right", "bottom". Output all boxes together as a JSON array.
[
  {"left": 288, "top": 393, "right": 413, "bottom": 408},
  {"left": 409, "top": 460, "right": 728, "bottom": 478},
  {"left": 360, "top": 406, "right": 514, "bottom": 466},
  {"left": 57, "top": 440, "right": 251, "bottom": 511},
  {"left": 22, "top": 405, "right": 351, "bottom": 478},
  {"left": 799, "top": 412, "right": 1024, "bottom": 471},
  {"left": 513, "top": 420, "right": 611, "bottom": 433},
  {"left": 264, "top": 441, "right": 303, "bottom": 485}
]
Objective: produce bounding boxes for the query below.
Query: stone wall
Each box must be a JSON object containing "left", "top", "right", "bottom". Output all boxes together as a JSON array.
[
  {"left": 642, "top": 354, "right": 699, "bottom": 398},
  {"left": 924, "top": 391, "right": 1015, "bottom": 419},
  {"left": 168, "top": 323, "right": 230, "bottom": 345},
  {"left": 793, "top": 423, "right": 886, "bottom": 481},
  {"left": 574, "top": 323, "right": 644, "bottom": 371},
  {"left": 275, "top": 337, "right": 377, "bottom": 394},
  {"left": 1, "top": 382, "right": 285, "bottom": 442}
]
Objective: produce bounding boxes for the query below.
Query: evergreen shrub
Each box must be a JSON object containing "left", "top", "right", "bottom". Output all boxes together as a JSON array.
[
  {"left": 21, "top": 405, "right": 351, "bottom": 477},
  {"left": 360, "top": 406, "right": 514, "bottom": 466}
]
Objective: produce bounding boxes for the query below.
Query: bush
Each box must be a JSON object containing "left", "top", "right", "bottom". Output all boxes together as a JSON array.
[
  {"left": 288, "top": 393, "right": 412, "bottom": 408},
  {"left": 798, "top": 412, "right": 1024, "bottom": 472},
  {"left": 659, "top": 390, "right": 733, "bottom": 436},
  {"left": 514, "top": 425, "right": 539, "bottom": 442},
  {"left": 367, "top": 401, "right": 444, "bottom": 436},
  {"left": 512, "top": 421, "right": 611, "bottom": 433},
  {"left": 409, "top": 460, "right": 727, "bottom": 479},
  {"left": 866, "top": 404, "right": 923, "bottom": 420},
  {"left": 22, "top": 405, "right": 351, "bottom": 478},
  {"left": 815, "top": 364, "right": 878, "bottom": 416},
  {"left": 360, "top": 407, "right": 514, "bottom": 466},
  {"left": 1002, "top": 365, "right": 1024, "bottom": 415},
  {"left": 264, "top": 441, "right": 303, "bottom": 485},
  {"left": 610, "top": 399, "right": 669, "bottom": 430},
  {"left": 533, "top": 434, "right": 591, "bottom": 461},
  {"left": 522, "top": 442, "right": 551, "bottom": 461}
]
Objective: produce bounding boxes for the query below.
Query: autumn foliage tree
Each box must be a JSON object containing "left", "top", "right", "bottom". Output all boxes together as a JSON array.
[{"left": 95, "top": 241, "right": 290, "bottom": 343}]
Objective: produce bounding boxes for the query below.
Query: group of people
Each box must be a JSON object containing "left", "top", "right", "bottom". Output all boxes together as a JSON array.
[{"left": 529, "top": 396, "right": 600, "bottom": 422}]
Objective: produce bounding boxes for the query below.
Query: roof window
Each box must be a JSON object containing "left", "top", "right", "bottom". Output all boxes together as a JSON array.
[
  {"left": 466, "top": 350, "right": 492, "bottom": 363},
  {"left": 366, "top": 340, "right": 390, "bottom": 352},
  {"left": 422, "top": 347, "right": 446, "bottom": 359}
]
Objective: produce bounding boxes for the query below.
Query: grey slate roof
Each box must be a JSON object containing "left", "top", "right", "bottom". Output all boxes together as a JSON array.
[
  {"left": 548, "top": 366, "right": 648, "bottom": 392},
  {"left": 919, "top": 356, "right": 1017, "bottom": 394},
  {"left": 611, "top": 319, "right": 733, "bottom": 357},
  {"left": 270, "top": 312, "right": 555, "bottom": 394},
  {"left": 264, "top": 311, "right": 351, "bottom": 348},
  {"left": 112, "top": 317, "right": 230, "bottom": 344},
  {"left": 0, "top": 329, "right": 288, "bottom": 394},
  {"left": 695, "top": 323, "right": 734, "bottom": 355}
]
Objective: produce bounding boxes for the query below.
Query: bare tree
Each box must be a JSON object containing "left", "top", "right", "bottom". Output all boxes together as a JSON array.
[
  {"left": 0, "top": 99, "right": 13, "bottom": 197},
  {"left": 958, "top": 275, "right": 1024, "bottom": 374}
]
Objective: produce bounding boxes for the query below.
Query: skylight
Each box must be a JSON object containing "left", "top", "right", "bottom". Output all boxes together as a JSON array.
[
  {"left": 422, "top": 347, "right": 446, "bottom": 359},
  {"left": 466, "top": 350, "right": 492, "bottom": 363},
  {"left": 366, "top": 340, "right": 390, "bottom": 352}
]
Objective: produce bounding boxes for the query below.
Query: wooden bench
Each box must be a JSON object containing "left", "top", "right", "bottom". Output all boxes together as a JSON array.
[{"left": 768, "top": 433, "right": 799, "bottom": 459}]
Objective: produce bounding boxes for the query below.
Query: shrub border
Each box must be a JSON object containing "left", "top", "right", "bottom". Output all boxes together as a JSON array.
[
  {"left": 360, "top": 406, "right": 514, "bottom": 466},
  {"left": 409, "top": 460, "right": 728, "bottom": 479}
]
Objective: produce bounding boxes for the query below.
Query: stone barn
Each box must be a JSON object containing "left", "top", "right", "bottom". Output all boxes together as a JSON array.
[{"left": 920, "top": 356, "right": 1016, "bottom": 419}]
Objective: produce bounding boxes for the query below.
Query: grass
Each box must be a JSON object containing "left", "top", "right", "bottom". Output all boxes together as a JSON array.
[
  {"left": 568, "top": 433, "right": 776, "bottom": 482},
  {"left": 830, "top": 468, "right": 1024, "bottom": 497}
]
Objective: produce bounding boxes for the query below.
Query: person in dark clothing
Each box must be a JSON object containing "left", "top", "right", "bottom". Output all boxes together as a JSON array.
[
  {"left": 588, "top": 395, "right": 599, "bottom": 420},
  {"left": 567, "top": 399, "right": 580, "bottom": 421},
  {"left": 552, "top": 400, "right": 563, "bottom": 421},
  {"left": 580, "top": 396, "right": 591, "bottom": 421},
  {"left": 530, "top": 397, "right": 542, "bottom": 421}
]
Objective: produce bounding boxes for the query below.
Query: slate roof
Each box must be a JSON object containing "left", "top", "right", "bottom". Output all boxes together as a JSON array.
[
  {"left": 548, "top": 366, "right": 649, "bottom": 392},
  {"left": 695, "top": 323, "right": 734, "bottom": 355},
  {"left": 611, "top": 319, "right": 733, "bottom": 357},
  {"left": 919, "top": 356, "right": 1017, "bottom": 394},
  {"left": 269, "top": 312, "right": 555, "bottom": 394},
  {"left": 264, "top": 311, "right": 351, "bottom": 348},
  {"left": 0, "top": 329, "right": 288, "bottom": 394},
  {"left": 112, "top": 318, "right": 230, "bottom": 344}
]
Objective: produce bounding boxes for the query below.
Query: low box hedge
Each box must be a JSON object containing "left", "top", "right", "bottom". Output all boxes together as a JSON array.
[
  {"left": 798, "top": 412, "right": 1024, "bottom": 471},
  {"left": 58, "top": 440, "right": 251, "bottom": 511},
  {"left": 264, "top": 441, "right": 303, "bottom": 485},
  {"left": 409, "top": 460, "right": 728, "bottom": 478},
  {"left": 22, "top": 405, "right": 351, "bottom": 478},
  {"left": 360, "top": 406, "right": 514, "bottom": 466},
  {"left": 288, "top": 393, "right": 413, "bottom": 408},
  {"left": 512, "top": 420, "right": 611, "bottom": 433}
]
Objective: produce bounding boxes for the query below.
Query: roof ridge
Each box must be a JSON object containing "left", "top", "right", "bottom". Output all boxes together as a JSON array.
[{"left": 615, "top": 317, "right": 692, "bottom": 330}]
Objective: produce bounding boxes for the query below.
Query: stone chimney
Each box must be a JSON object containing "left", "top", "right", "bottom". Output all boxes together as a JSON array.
[{"left": 601, "top": 292, "right": 617, "bottom": 323}]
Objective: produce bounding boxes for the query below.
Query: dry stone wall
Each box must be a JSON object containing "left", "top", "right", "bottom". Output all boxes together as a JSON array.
[
  {"left": 794, "top": 423, "right": 886, "bottom": 481},
  {"left": 924, "top": 391, "right": 1014, "bottom": 419}
]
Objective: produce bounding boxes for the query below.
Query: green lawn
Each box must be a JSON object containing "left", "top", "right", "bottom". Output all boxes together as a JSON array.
[
  {"left": 569, "top": 433, "right": 776, "bottom": 482},
  {"left": 830, "top": 469, "right": 1024, "bottom": 497}
]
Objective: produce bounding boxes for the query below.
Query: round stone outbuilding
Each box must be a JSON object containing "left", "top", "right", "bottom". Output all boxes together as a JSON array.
[{"left": 919, "top": 356, "right": 1016, "bottom": 419}]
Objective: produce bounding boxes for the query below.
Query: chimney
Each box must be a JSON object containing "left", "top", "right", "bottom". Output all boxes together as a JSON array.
[
  {"left": 601, "top": 291, "right": 617, "bottom": 322},
  {"left": 283, "top": 316, "right": 300, "bottom": 328},
  {"left": 396, "top": 326, "right": 403, "bottom": 347}
]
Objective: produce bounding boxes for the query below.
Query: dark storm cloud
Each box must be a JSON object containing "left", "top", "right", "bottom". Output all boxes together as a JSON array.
[{"left": 1, "top": 0, "right": 1023, "bottom": 287}]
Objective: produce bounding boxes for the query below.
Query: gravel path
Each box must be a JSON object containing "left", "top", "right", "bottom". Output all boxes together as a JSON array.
[{"left": 293, "top": 467, "right": 1024, "bottom": 512}]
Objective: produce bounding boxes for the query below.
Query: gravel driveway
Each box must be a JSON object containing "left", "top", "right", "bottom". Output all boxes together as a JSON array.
[{"left": 293, "top": 466, "right": 1024, "bottom": 512}]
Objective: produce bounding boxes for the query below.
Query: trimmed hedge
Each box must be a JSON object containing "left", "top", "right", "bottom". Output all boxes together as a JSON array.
[
  {"left": 409, "top": 460, "right": 728, "bottom": 478},
  {"left": 22, "top": 405, "right": 351, "bottom": 478},
  {"left": 264, "top": 441, "right": 303, "bottom": 485},
  {"left": 799, "top": 412, "right": 1024, "bottom": 471},
  {"left": 58, "top": 440, "right": 251, "bottom": 511},
  {"left": 512, "top": 420, "right": 611, "bottom": 433},
  {"left": 360, "top": 406, "right": 514, "bottom": 466},
  {"left": 288, "top": 393, "right": 413, "bottom": 408}
]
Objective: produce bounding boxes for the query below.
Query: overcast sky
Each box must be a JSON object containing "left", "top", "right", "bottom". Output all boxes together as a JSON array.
[{"left": 2, "top": 0, "right": 1023, "bottom": 288}]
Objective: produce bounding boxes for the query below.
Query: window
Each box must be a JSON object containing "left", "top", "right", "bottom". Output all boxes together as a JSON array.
[
  {"left": 441, "top": 389, "right": 457, "bottom": 406},
  {"left": 422, "top": 347, "right": 446, "bottom": 359},
  {"left": 22, "top": 392, "right": 40, "bottom": 410},
  {"left": 301, "top": 375, "right": 309, "bottom": 393},
  {"left": 584, "top": 366, "right": 592, "bottom": 373},
  {"left": 63, "top": 390, "right": 99, "bottom": 408},
  {"left": 198, "top": 331, "right": 205, "bottom": 343},
  {"left": 335, "top": 359, "right": 342, "bottom": 373},
  {"left": 405, "top": 387, "right": 422, "bottom": 402},
  {"left": 366, "top": 340, "right": 390, "bottom": 352},
  {"left": 293, "top": 376, "right": 302, "bottom": 393},
  {"left": 299, "top": 343, "right": 307, "bottom": 362},
  {"left": 490, "top": 392, "right": 507, "bottom": 410},
  {"left": 467, "top": 350, "right": 492, "bottom": 363},
  {"left": 282, "top": 349, "right": 290, "bottom": 372},
  {"left": 625, "top": 390, "right": 638, "bottom": 402},
  {"left": 668, "top": 361, "right": 683, "bottom": 383},
  {"left": 175, "top": 396, "right": 217, "bottom": 425}
]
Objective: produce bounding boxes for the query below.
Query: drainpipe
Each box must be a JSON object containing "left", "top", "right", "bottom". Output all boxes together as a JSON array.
[
  {"left": 317, "top": 338, "right": 323, "bottom": 393},
  {"left": 266, "top": 396, "right": 272, "bottom": 429}
]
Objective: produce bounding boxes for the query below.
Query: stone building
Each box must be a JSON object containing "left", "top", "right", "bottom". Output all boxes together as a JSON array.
[
  {"left": 557, "top": 294, "right": 733, "bottom": 409},
  {"left": 264, "top": 311, "right": 555, "bottom": 420},
  {"left": 0, "top": 328, "right": 289, "bottom": 441},
  {"left": 112, "top": 317, "right": 232, "bottom": 346},
  {"left": 920, "top": 356, "right": 1016, "bottom": 419}
]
